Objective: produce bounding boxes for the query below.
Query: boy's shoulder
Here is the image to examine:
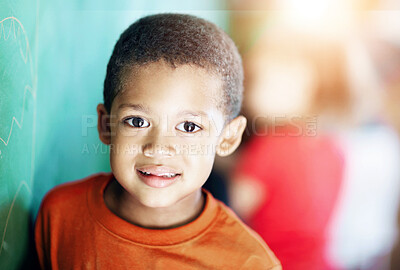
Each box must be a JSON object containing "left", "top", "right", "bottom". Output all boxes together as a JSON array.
[
  {"left": 38, "top": 172, "right": 110, "bottom": 213},
  {"left": 210, "top": 195, "right": 281, "bottom": 268}
]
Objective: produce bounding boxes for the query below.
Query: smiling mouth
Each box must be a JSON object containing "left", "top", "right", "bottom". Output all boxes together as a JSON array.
[
  {"left": 135, "top": 166, "right": 182, "bottom": 188},
  {"left": 137, "top": 169, "right": 180, "bottom": 179}
]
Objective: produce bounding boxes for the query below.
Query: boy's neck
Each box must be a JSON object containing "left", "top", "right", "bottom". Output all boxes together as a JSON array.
[{"left": 104, "top": 179, "right": 205, "bottom": 229}]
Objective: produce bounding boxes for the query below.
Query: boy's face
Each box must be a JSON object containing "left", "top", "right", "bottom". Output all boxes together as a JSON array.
[{"left": 98, "top": 61, "right": 245, "bottom": 208}]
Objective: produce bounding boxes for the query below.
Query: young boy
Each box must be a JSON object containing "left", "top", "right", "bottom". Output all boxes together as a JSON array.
[{"left": 34, "top": 13, "right": 281, "bottom": 269}]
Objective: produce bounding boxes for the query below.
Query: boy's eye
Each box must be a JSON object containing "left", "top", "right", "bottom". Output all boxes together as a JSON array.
[
  {"left": 176, "top": 121, "right": 201, "bottom": 133},
  {"left": 125, "top": 117, "right": 150, "bottom": 128}
]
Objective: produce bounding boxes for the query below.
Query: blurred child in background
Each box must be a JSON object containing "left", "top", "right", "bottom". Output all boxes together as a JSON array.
[
  {"left": 229, "top": 30, "right": 349, "bottom": 270},
  {"left": 227, "top": 1, "right": 400, "bottom": 269}
]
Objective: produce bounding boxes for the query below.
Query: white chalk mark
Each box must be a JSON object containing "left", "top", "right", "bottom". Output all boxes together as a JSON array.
[
  {"left": 0, "top": 15, "right": 37, "bottom": 150},
  {"left": 0, "top": 12, "right": 38, "bottom": 258},
  {"left": 0, "top": 181, "right": 32, "bottom": 255},
  {"left": 0, "top": 16, "right": 34, "bottom": 79},
  {"left": 0, "top": 85, "right": 35, "bottom": 147}
]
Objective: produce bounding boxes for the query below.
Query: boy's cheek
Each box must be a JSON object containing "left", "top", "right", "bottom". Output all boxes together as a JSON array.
[
  {"left": 109, "top": 143, "right": 142, "bottom": 157},
  {"left": 174, "top": 143, "right": 215, "bottom": 156}
]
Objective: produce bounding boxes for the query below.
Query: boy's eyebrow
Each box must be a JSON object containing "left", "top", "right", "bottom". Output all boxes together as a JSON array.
[
  {"left": 118, "top": 103, "right": 150, "bottom": 113},
  {"left": 118, "top": 104, "right": 209, "bottom": 118},
  {"left": 177, "top": 110, "right": 209, "bottom": 118}
]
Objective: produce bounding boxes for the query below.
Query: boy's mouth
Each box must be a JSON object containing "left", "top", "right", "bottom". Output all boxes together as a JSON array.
[
  {"left": 137, "top": 170, "right": 179, "bottom": 178},
  {"left": 136, "top": 165, "right": 182, "bottom": 188}
]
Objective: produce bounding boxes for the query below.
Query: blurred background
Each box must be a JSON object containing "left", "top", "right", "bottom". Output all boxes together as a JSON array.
[{"left": 1, "top": 0, "right": 400, "bottom": 269}]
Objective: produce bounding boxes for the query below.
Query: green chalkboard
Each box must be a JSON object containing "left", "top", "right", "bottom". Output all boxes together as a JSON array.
[
  {"left": 0, "top": 0, "right": 227, "bottom": 268},
  {"left": 0, "top": 0, "right": 38, "bottom": 268}
]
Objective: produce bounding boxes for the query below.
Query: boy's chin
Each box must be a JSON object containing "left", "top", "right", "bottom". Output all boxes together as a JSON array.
[
  {"left": 136, "top": 188, "right": 201, "bottom": 209},
  {"left": 135, "top": 190, "right": 181, "bottom": 208}
]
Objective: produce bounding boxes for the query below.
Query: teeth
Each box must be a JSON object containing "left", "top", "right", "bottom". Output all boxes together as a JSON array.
[
  {"left": 159, "top": 173, "right": 176, "bottom": 178},
  {"left": 139, "top": 170, "right": 177, "bottom": 178}
]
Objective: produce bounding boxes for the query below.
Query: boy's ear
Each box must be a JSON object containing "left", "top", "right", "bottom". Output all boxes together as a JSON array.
[
  {"left": 216, "top": 115, "right": 247, "bottom": 157},
  {"left": 97, "top": 104, "right": 111, "bottom": 145}
]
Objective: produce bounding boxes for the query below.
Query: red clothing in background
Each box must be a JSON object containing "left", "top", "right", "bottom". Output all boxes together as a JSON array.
[
  {"left": 35, "top": 173, "right": 281, "bottom": 270},
  {"left": 235, "top": 129, "right": 344, "bottom": 270}
]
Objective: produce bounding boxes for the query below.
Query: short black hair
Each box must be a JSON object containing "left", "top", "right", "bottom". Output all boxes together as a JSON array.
[{"left": 103, "top": 13, "right": 243, "bottom": 120}]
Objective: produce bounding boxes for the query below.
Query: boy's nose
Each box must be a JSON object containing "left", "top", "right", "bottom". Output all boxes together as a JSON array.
[
  {"left": 142, "top": 143, "right": 175, "bottom": 158},
  {"left": 141, "top": 127, "right": 176, "bottom": 158}
]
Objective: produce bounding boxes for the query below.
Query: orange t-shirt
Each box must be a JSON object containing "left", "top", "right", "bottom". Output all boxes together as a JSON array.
[{"left": 35, "top": 173, "right": 281, "bottom": 269}]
